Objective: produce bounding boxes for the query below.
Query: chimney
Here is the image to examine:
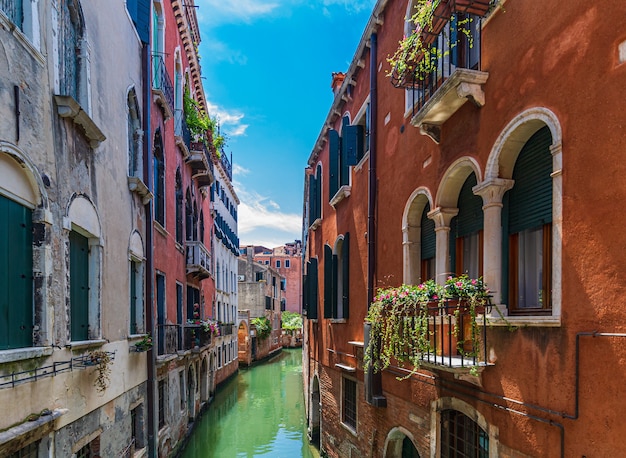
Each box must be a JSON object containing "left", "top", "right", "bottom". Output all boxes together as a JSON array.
[{"left": 331, "top": 72, "right": 346, "bottom": 95}]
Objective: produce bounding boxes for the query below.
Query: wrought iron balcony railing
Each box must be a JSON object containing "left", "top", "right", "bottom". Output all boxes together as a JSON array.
[
  {"left": 156, "top": 323, "right": 213, "bottom": 356},
  {"left": 174, "top": 109, "right": 191, "bottom": 151},
  {"left": 219, "top": 323, "right": 234, "bottom": 336},
  {"left": 186, "top": 240, "right": 212, "bottom": 279},
  {"left": 151, "top": 54, "right": 174, "bottom": 114}
]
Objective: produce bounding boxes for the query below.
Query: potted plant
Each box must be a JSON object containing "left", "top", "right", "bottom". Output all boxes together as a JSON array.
[
  {"left": 133, "top": 334, "right": 153, "bottom": 352},
  {"left": 364, "top": 275, "right": 491, "bottom": 378},
  {"left": 251, "top": 316, "right": 272, "bottom": 340}
]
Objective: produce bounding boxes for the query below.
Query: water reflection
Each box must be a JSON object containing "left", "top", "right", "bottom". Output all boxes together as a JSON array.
[{"left": 181, "top": 348, "right": 317, "bottom": 458}]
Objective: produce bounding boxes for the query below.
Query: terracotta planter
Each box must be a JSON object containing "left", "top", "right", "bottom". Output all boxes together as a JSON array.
[{"left": 452, "top": 0, "right": 491, "bottom": 17}]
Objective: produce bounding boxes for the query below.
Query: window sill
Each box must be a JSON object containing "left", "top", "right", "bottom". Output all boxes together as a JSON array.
[
  {"left": 154, "top": 221, "right": 169, "bottom": 238},
  {"left": 330, "top": 319, "right": 347, "bottom": 324},
  {"left": 54, "top": 95, "right": 106, "bottom": 148},
  {"left": 0, "top": 13, "right": 44, "bottom": 66},
  {"left": 0, "top": 408, "right": 68, "bottom": 449},
  {"left": 486, "top": 308, "right": 561, "bottom": 328},
  {"left": 340, "top": 422, "right": 358, "bottom": 437},
  {"left": 310, "top": 218, "right": 322, "bottom": 231},
  {"left": 354, "top": 152, "right": 369, "bottom": 173},
  {"left": 330, "top": 185, "right": 351, "bottom": 208},
  {"left": 128, "top": 176, "right": 153, "bottom": 204},
  {"left": 66, "top": 339, "right": 107, "bottom": 350},
  {"left": 0, "top": 346, "right": 53, "bottom": 364}
]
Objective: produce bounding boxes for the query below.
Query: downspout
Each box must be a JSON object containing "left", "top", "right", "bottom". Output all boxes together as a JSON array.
[
  {"left": 364, "top": 31, "right": 386, "bottom": 408},
  {"left": 142, "top": 42, "right": 157, "bottom": 458}
]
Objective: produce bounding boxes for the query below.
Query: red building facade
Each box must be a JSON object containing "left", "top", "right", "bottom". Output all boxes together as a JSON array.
[{"left": 302, "top": 1, "right": 626, "bottom": 457}]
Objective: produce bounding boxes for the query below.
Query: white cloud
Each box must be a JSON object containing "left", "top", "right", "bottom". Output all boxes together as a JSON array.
[
  {"left": 232, "top": 164, "right": 250, "bottom": 177},
  {"left": 236, "top": 187, "right": 302, "bottom": 245},
  {"left": 196, "top": 0, "right": 280, "bottom": 24},
  {"left": 204, "top": 100, "right": 248, "bottom": 137}
]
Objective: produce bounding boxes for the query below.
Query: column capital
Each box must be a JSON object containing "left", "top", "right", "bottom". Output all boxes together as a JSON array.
[
  {"left": 473, "top": 178, "right": 514, "bottom": 207},
  {"left": 427, "top": 207, "right": 458, "bottom": 228}
]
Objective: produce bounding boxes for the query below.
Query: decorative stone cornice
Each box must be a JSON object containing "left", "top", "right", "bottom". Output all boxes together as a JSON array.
[
  {"left": 472, "top": 178, "right": 514, "bottom": 208},
  {"left": 428, "top": 207, "right": 458, "bottom": 228},
  {"left": 54, "top": 95, "right": 106, "bottom": 148}
]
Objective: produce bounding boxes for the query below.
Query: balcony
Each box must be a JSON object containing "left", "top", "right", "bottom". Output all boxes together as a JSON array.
[
  {"left": 218, "top": 151, "right": 232, "bottom": 181},
  {"left": 219, "top": 323, "right": 234, "bottom": 336},
  {"left": 151, "top": 54, "right": 174, "bottom": 120},
  {"left": 156, "top": 324, "right": 213, "bottom": 356},
  {"left": 174, "top": 109, "right": 191, "bottom": 157},
  {"left": 188, "top": 141, "right": 215, "bottom": 188},
  {"left": 186, "top": 240, "right": 212, "bottom": 279},
  {"left": 393, "top": 12, "right": 488, "bottom": 143}
]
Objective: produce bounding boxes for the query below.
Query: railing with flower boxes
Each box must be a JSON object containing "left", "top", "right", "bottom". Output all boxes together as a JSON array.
[
  {"left": 364, "top": 276, "right": 491, "bottom": 375},
  {"left": 156, "top": 323, "right": 216, "bottom": 356}
]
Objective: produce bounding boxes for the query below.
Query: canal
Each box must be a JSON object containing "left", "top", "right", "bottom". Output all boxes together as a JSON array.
[{"left": 180, "top": 348, "right": 318, "bottom": 458}]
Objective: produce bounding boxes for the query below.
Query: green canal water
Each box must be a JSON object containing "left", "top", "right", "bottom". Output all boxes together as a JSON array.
[{"left": 180, "top": 348, "right": 319, "bottom": 458}]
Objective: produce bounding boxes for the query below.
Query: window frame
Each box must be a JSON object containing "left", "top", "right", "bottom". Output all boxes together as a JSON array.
[{"left": 341, "top": 376, "right": 357, "bottom": 432}]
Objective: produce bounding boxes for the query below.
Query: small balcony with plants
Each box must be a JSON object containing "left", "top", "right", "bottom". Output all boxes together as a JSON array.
[
  {"left": 390, "top": 0, "right": 494, "bottom": 143},
  {"left": 364, "top": 275, "right": 492, "bottom": 379},
  {"left": 174, "top": 108, "right": 192, "bottom": 157}
]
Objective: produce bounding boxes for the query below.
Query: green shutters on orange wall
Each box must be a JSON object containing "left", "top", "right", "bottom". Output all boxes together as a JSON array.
[
  {"left": 328, "top": 129, "right": 340, "bottom": 199},
  {"left": 70, "top": 230, "right": 89, "bottom": 341},
  {"left": 341, "top": 233, "right": 350, "bottom": 319},
  {"left": 0, "top": 195, "right": 33, "bottom": 350},
  {"left": 324, "top": 245, "right": 333, "bottom": 318}
]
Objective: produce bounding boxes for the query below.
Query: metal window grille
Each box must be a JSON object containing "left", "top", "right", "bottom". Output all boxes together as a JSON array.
[
  {"left": 8, "top": 441, "right": 39, "bottom": 458},
  {"left": 441, "top": 409, "right": 489, "bottom": 458},
  {"left": 59, "top": 0, "right": 80, "bottom": 101},
  {"left": 342, "top": 378, "right": 357, "bottom": 429}
]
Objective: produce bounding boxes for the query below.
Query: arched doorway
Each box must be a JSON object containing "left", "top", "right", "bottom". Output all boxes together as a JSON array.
[
  {"left": 209, "top": 353, "right": 216, "bottom": 398},
  {"left": 309, "top": 375, "right": 321, "bottom": 448},
  {"left": 383, "top": 427, "right": 420, "bottom": 458},
  {"left": 238, "top": 321, "right": 250, "bottom": 365},
  {"left": 200, "top": 357, "right": 208, "bottom": 402},
  {"left": 187, "top": 366, "right": 195, "bottom": 420}
]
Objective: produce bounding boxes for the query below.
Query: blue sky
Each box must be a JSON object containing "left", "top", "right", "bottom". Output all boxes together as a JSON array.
[{"left": 195, "top": 0, "right": 376, "bottom": 248}]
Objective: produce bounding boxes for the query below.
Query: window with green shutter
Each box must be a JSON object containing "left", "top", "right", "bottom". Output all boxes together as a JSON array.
[
  {"left": 420, "top": 203, "right": 436, "bottom": 281},
  {"left": 0, "top": 195, "right": 33, "bottom": 350},
  {"left": 308, "top": 259, "right": 319, "bottom": 319},
  {"left": 70, "top": 230, "right": 90, "bottom": 341},
  {"left": 328, "top": 129, "right": 340, "bottom": 199},
  {"left": 450, "top": 172, "right": 483, "bottom": 277},
  {"left": 324, "top": 245, "right": 333, "bottom": 318},
  {"left": 503, "top": 126, "right": 553, "bottom": 313},
  {"left": 130, "top": 260, "right": 138, "bottom": 334}
]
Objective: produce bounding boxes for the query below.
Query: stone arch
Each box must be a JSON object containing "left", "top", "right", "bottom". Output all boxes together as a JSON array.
[
  {"left": 209, "top": 352, "right": 216, "bottom": 396},
  {"left": 238, "top": 320, "right": 250, "bottom": 365},
  {"left": 200, "top": 356, "right": 209, "bottom": 402},
  {"left": 308, "top": 374, "right": 321, "bottom": 447},
  {"left": 129, "top": 230, "right": 144, "bottom": 260},
  {"left": 485, "top": 107, "right": 562, "bottom": 181},
  {"left": 0, "top": 142, "right": 47, "bottom": 209},
  {"left": 435, "top": 156, "right": 482, "bottom": 209},
  {"left": 431, "top": 397, "right": 498, "bottom": 457},
  {"left": 402, "top": 187, "right": 434, "bottom": 284},
  {"left": 67, "top": 194, "right": 101, "bottom": 238},
  {"left": 383, "top": 426, "right": 422, "bottom": 458},
  {"left": 187, "top": 364, "right": 196, "bottom": 418},
  {"left": 482, "top": 107, "right": 563, "bottom": 319}
]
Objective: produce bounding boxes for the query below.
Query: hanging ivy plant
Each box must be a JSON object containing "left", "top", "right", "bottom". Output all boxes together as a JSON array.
[{"left": 364, "top": 275, "right": 491, "bottom": 378}]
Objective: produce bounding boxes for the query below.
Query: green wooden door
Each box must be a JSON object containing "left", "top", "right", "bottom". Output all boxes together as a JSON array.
[
  {"left": 70, "top": 231, "right": 89, "bottom": 341},
  {"left": 0, "top": 195, "right": 33, "bottom": 350}
]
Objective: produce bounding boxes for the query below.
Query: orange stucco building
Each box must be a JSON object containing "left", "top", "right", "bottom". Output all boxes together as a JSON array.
[{"left": 302, "top": 1, "right": 626, "bottom": 457}]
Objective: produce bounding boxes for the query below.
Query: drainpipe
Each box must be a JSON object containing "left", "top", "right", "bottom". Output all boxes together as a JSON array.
[
  {"left": 364, "top": 31, "right": 386, "bottom": 408},
  {"left": 142, "top": 42, "right": 157, "bottom": 458}
]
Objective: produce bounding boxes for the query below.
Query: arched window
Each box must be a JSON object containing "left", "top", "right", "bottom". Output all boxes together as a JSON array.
[
  {"left": 153, "top": 129, "right": 165, "bottom": 225},
  {"left": 450, "top": 172, "right": 483, "bottom": 277},
  {"left": 440, "top": 409, "right": 489, "bottom": 457},
  {"left": 59, "top": 0, "right": 87, "bottom": 109},
  {"left": 175, "top": 168, "right": 183, "bottom": 244},
  {"left": 199, "top": 210, "right": 205, "bottom": 244},
  {"left": 503, "top": 126, "right": 553, "bottom": 313},
  {"left": 421, "top": 202, "right": 436, "bottom": 281},
  {"left": 127, "top": 88, "right": 142, "bottom": 177},
  {"left": 185, "top": 188, "right": 193, "bottom": 241}
]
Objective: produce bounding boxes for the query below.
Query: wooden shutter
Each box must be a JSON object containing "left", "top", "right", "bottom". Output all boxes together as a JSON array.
[
  {"left": 324, "top": 245, "right": 333, "bottom": 318},
  {"left": 420, "top": 203, "right": 436, "bottom": 260},
  {"left": 456, "top": 172, "right": 483, "bottom": 237},
  {"left": 332, "top": 254, "right": 338, "bottom": 318},
  {"left": 342, "top": 233, "right": 350, "bottom": 319},
  {"left": 309, "top": 174, "right": 317, "bottom": 223},
  {"left": 302, "top": 269, "right": 309, "bottom": 316},
  {"left": 508, "top": 126, "right": 553, "bottom": 234},
  {"left": 344, "top": 125, "right": 364, "bottom": 167},
  {"left": 0, "top": 196, "right": 33, "bottom": 350},
  {"left": 328, "top": 129, "right": 340, "bottom": 199},
  {"left": 70, "top": 231, "right": 90, "bottom": 341},
  {"left": 309, "top": 258, "right": 318, "bottom": 320},
  {"left": 130, "top": 261, "right": 138, "bottom": 334}
]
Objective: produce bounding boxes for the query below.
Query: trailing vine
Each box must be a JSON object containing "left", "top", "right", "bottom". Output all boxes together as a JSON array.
[
  {"left": 88, "top": 350, "right": 113, "bottom": 394},
  {"left": 252, "top": 316, "right": 272, "bottom": 340},
  {"left": 364, "top": 275, "right": 491, "bottom": 379}
]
